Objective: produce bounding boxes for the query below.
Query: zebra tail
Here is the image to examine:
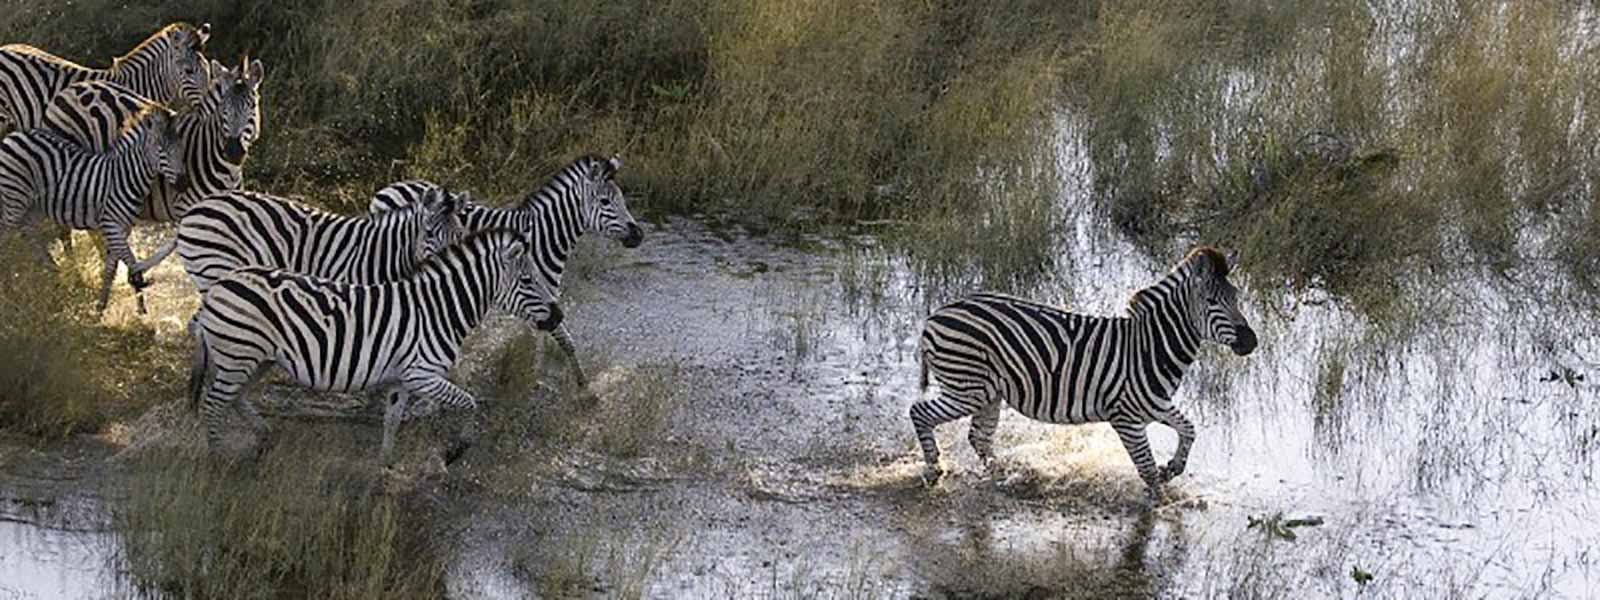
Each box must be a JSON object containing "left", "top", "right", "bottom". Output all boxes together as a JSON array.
[{"left": 186, "top": 317, "right": 211, "bottom": 412}]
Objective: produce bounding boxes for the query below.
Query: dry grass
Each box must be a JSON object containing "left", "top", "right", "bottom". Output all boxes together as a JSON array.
[{"left": 113, "top": 427, "right": 445, "bottom": 599}]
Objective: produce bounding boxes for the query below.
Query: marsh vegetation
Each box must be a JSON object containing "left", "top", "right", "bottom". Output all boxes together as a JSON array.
[{"left": 0, "top": 1, "right": 1597, "bottom": 598}]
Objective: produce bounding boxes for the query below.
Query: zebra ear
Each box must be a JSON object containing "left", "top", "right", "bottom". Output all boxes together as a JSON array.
[
  {"left": 196, "top": 23, "right": 211, "bottom": 48},
  {"left": 244, "top": 57, "right": 265, "bottom": 88},
  {"left": 592, "top": 155, "right": 620, "bottom": 181}
]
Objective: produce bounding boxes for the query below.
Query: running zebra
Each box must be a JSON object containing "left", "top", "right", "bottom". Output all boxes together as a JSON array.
[
  {"left": 41, "top": 58, "right": 264, "bottom": 309},
  {"left": 368, "top": 155, "right": 643, "bottom": 383},
  {"left": 0, "top": 23, "right": 210, "bottom": 135},
  {"left": 175, "top": 187, "right": 465, "bottom": 293},
  {"left": 0, "top": 102, "right": 185, "bottom": 311},
  {"left": 911, "top": 247, "right": 1258, "bottom": 502},
  {"left": 187, "top": 229, "right": 563, "bottom": 460}
]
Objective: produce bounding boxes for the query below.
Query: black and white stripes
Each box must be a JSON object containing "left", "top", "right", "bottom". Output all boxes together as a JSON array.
[
  {"left": 0, "top": 101, "right": 185, "bottom": 310},
  {"left": 187, "top": 229, "right": 562, "bottom": 459},
  {"left": 369, "top": 155, "right": 643, "bottom": 382},
  {"left": 911, "top": 247, "right": 1257, "bottom": 501},
  {"left": 175, "top": 188, "right": 465, "bottom": 293},
  {"left": 0, "top": 23, "right": 210, "bottom": 135}
]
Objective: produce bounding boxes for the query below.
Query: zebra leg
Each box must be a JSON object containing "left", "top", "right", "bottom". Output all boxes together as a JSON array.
[
  {"left": 401, "top": 371, "right": 481, "bottom": 465},
  {"left": 909, "top": 389, "right": 988, "bottom": 485},
  {"left": 199, "top": 361, "right": 265, "bottom": 452},
  {"left": 96, "top": 223, "right": 147, "bottom": 313},
  {"left": 1110, "top": 417, "right": 1164, "bottom": 505},
  {"left": 551, "top": 323, "right": 587, "bottom": 385},
  {"left": 233, "top": 364, "right": 275, "bottom": 457},
  {"left": 967, "top": 400, "right": 1003, "bottom": 471},
  {"left": 380, "top": 389, "right": 410, "bottom": 465},
  {"left": 131, "top": 234, "right": 178, "bottom": 274},
  {"left": 1158, "top": 409, "right": 1196, "bottom": 482}
]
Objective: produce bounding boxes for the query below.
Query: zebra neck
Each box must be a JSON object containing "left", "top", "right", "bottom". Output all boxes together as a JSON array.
[
  {"left": 502, "top": 200, "right": 582, "bottom": 290},
  {"left": 107, "top": 47, "right": 167, "bottom": 98},
  {"left": 1128, "top": 295, "right": 1202, "bottom": 399},
  {"left": 415, "top": 252, "right": 497, "bottom": 343}
]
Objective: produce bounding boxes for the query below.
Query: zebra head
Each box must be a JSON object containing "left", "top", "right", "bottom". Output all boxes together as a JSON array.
[
  {"left": 164, "top": 23, "right": 212, "bottom": 110},
  {"left": 140, "top": 107, "right": 188, "bottom": 190},
  {"left": 1185, "top": 247, "right": 1256, "bottom": 356},
  {"left": 205, "top": 56, "right": 264, "bottom": 165},
  {"left": 580, "top": 155, "right": 644, "bottom": 248},
  {"left": 496, "top": 233, "right": 564, "bottom": 332},
  {"left": 416, "top": 186, "right": 468, "bottom": 261}
]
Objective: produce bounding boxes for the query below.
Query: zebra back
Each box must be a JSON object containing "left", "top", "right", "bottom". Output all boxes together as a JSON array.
[{"left": 176, "top": 187, "right": 466, "bottom": 293}]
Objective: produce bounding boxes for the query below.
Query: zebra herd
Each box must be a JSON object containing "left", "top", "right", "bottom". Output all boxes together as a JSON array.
[{"left": 0, "top": 23, "right": 1257, "bottom": 504}]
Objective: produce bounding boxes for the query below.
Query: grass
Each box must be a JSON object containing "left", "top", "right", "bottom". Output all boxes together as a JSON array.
[
  {"left": 112, "top": 426, "right": 445, "bottom": 599},
  {"left": 0, "top": 234, "right": 186, "bottom": 438}
]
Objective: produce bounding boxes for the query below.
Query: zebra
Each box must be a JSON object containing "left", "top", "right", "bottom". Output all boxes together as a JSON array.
[
  {"left": 910, "top": 247, "right": 1257, "bottom": 503},
  {"left": 0, "top": 22, "right": 210, "bottom": 136},
  {"left": 186, "top": 229, "right": 563, "bottom": 461},
  {"left": 175, "top": 187, "right": 466, "bottom": 294},
  {"left": 40, "top": 57, "right": 264, "bottom": 310},
  {"left": 368, "top": 155, "right": 643, "bottom": 383},
  {"left": 0, "top": 101, "right": 185, "bottom": 311}
]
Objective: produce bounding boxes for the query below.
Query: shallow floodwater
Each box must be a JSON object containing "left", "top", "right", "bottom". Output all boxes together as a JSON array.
[{"left": 2, "top": 200, "right": 1597, "bottom": 597}]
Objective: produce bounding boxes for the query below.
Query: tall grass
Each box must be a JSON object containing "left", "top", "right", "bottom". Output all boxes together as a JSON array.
[
  {"left": 114, "top": 429, "right": 445, "bottom": 599},
  {"left": 0, "top": 236, "right": 184, "bottom": 437}
]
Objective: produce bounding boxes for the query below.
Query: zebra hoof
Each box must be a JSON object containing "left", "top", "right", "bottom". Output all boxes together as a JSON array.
[
  {"left": 129, "top": 271, "right": 149, "bottom": 290},
  {"left": 919, "top": 466, "right": 944, "bottom": 487}
]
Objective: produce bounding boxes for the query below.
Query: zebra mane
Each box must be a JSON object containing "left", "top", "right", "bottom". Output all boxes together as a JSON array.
[
  {"left": 112, "top": 23, "right": 201, "bottom": 67},
  {"left": 117, "top": 102, "right": 174, "bottom": 140},
  {"left": 517, "top": 155, "right": 604, "bottom": 210},
  {"left": 0, "top": 44, "right": 94, "bottom": 71},
  {"left": 1126, "top": 246, "right": 1230, "bottom": 315}
]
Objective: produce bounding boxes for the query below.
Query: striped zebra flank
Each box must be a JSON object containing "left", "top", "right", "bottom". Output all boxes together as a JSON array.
[
  {"left": 0, "top": 103, "right": 185, "bottom": 311},
  {"left": 368, "top": 155, "right": 643, "bottom": 383},
  {"left": 175, "top": 187, "right": 465, "bottom": 294},
  {"left": 912, "top": 247, "right": 1257, "bottom": 503},
  {"left": 0, "top": 23, "right": 210, "bottom": 135},
  {"left": 187, "top": 229, "right": 562, "bottom": 461}
]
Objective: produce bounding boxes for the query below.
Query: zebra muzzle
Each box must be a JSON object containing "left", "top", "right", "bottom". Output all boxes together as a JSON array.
[
  {"left": 223, "top": 138, "right": 247, "bottom": 163},
  {"left": 535, "top": 302, "right": 564, "bottom": 332},
  {"left": 621, "top": 223, "right": 644, "bottom": 248},
  {"left": 1231, "top": 327, "right": 1258, "bottom": 356}
]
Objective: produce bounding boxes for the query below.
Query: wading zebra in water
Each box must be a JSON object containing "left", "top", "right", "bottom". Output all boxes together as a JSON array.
[
  {"left": 0, "top": 102, "right": 185, "bottom": 311},
  {"left": 187, "top": 230, "right": 563, "bottom": 461},
  {"left": 368, "top": 155, "right": 643, "bottom": 384},
  {"left": 175, "top": 187, "right": 466, "bottom": 293},
  {"left": 0, "top": 23, "right": 210, "bottom": 135},
  {"left": 40, "top": 58, "right": 264, "bottom": 310},
  {"left": 911, "top": 247, "right": 1257, "bottom": 503}
]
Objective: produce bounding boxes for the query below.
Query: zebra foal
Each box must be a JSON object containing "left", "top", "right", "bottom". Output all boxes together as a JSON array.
[
  {"left": 912, "top": 247, "right": 1257, "bottom": 502},
  {"left": 0, "top": 100, "right": 185, "bottom": 310},
  {"left": 368, "top": 155, "right": 643, "bottom": 383},
  {"left": 187, "top": 230, "right": 563, "bottom": 460}
]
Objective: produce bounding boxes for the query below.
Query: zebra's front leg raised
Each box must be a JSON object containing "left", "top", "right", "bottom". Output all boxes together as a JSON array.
[
  {"left": 1158, "top": 408, "right": 1196, "bottom": 483},
  {"left": 400, "top": 370, "right": 482, "bottom": 464},
  {"left": 1110, "top": 416, "right": 1165, "bottom": 505},
  {"left": 95, "top": 222, "right": 148, "bottom": 313}
]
